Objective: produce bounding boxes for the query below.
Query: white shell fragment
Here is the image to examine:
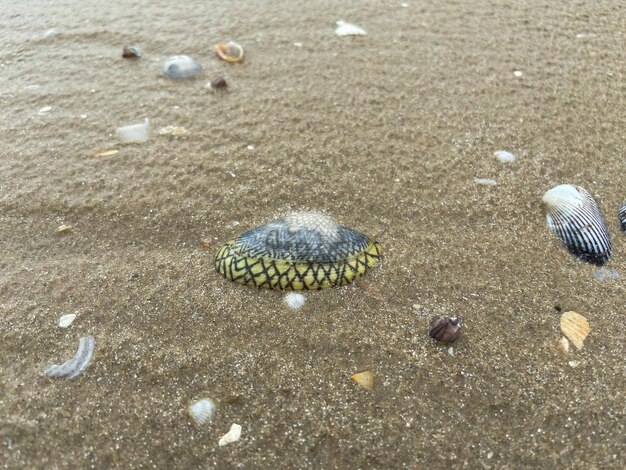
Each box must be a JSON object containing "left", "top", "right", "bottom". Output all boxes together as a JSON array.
[
  {"left": 58, "top": 313, "right": 77, "bottom": 328},
  {"left": 163, "top": 55, "right": 202, "bottom": 79},
  {"left": 44, "top": 336, "right": 95, "bottom": 380},
  {"left": 619, "top": 201, "right": 626, "bottom": 232},
  {"left": 474, "top": 178, "right": 497, "bottom": 186},
  {"left": 592, "top": 267, "right": 620, "bottom": 281},
  {"left": 188, "top": 398, "right": 216, "bottom": 427},
  {"left": 335, "top": 21, "right": 367, "bottom": 36},
  {"left": 494, "top": 150, "right": 515, "bottom": 163},
  {"left": 116, "top": 118, "right": 150, "bottom": 143},
  {"left": 284, "top": 292, "right": 306, "bottom": 309},
  {"left": 542, "top": 184, "right": 612, "bottom": 265},
  {"left": 218, "top": 423, "right": 242, "bottom": 446}
]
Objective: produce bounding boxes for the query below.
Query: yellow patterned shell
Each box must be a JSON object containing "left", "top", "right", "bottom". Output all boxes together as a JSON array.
[{"left": 214, "top": 212, "right": 383, "bottom": 290}]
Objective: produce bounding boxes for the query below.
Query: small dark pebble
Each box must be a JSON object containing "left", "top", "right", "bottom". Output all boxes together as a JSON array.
[
  {"left": 122, "top": 46, "right": 143, "bottom": 58},
  {"left": 428, "top": 316, "right": 462, "bottom": 343},
  {"left": 210, "top": 75, "right": 227, "bottom": 89}
]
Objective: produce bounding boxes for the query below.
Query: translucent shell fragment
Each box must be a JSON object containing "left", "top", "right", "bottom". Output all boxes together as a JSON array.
[
  {"left": 163, "top": 55, "right": 202, "bottom": 79},
  {"left": 214, "top": 212, "right": 383, "bottom": 290},
  {"left": 542, "top": 184, "right": 612, "bottom": 265},
  {"left": 214, "top": 41, "right": 244, "bottom": 62},
  {"left": 560, "top": 311, "right": 590, "bottom": 350}
]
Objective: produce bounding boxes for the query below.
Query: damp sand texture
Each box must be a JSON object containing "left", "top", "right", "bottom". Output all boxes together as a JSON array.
[{"left": 1, "top": 0, "right": 625, "bottom": 468}]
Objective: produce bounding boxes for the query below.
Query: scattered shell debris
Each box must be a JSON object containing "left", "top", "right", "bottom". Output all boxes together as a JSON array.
[
  {"left": 494, "top": 150, "right": 515, "bottom": 163},
  {"left": 428, "top": 316, "right": 462, "bottom": 343},
  {"left": 56, "top": 224, "right": 71, "bottom": 233},
  {"left": 207, "top": 75, "right": 227, "bottom": 90},
  {"left": 474, "top": 178, "right": 497, "bottom": 186},
  {"left": 116, "top": 118, "right": 150, "bottom": 143},
  {"left": 122, "top": 46, "right": 143, "bottom": 58},
  {"left": 159, "top": 125, "right": 188, "bottom": 136},
  {"left": 93, "top": 148, "right": 119, "bottom": 157},
  {"left": 214, "top": 41, "right": 244, "bottom": 62},
  {"left": 542, "top": 184, "right": 611, "bottom": 265},
  {"left": 335, "top": 20, "right": 367, "bottom": 36},
  {"left": 58, "top": 313, "right": 77, "bottom": 328},
  {"left": 284, "top": 292, "right": 306, "bottom": 310},
  {"left": 163, "top": 55, "right": 203, "bottom": 79},
  {"left": 560, "top": 311, "right": 589, "bottom": 350},
  {"left": 592, "top": 267, "right": 620, "bottom": 281},
  {"left": 188, "top": 398, "right": 216, "bottom": 427},
  {"left": 350, "top": 371, "right": 374, "bottom": 390},
  {"left": 44, "top": 336, "right": 95, "bottom": 380},
  {"left": 218, "top": 423, "right": 242, "bottom": 446}
]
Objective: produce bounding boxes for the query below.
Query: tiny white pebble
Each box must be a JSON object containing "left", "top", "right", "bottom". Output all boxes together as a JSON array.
[
  {"left": 293, "top": 42, "right": 303, "bottom": 47},
  {"left": 38, "top": 106, "right": 52, "bottom": 114},
  {"left": 513, "top": 70, "right": 523, "bottom": 77},
  {"left": 568, "top": 360, "right": 580, "bottom": 368},
  {"left": 447, "top": 347, "right": 454, "bottom": 356},
  {"left": 487, "top": 451, "right": 494, "bottom": 459},
  {"left": 494, "top": 150, "right": 515, "bottom": 163},
  {"left": 218, "top": 423, "right": 242, "bottom": 446},
  {"left": 247, "top": 145, "right": 254, "bottom": 150},
  {"left": 58, "top": 313, "right": 77, "bottom": 328},
  {"left": 284, "top": 292, "right": 306, "bottom": 309}
]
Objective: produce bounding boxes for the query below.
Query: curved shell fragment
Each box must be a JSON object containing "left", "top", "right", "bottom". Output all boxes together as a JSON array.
[
  {"left": 218, "top": 423, "right": 242, "bottom": 446},
  {"left": 542, "top": 184, "right": 611, "bottom": 265},
  {"left": 44, "top": 336, "right": 95, "bottom": 379},
  {"left": 214, "top": 41, "right": 244, "bottom": 62},
  {"left": 560, "top": 311, "right": 590, "bottom": 350}
]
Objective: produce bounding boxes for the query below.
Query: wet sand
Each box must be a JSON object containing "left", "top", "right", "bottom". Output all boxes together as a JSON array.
[{"left": 1, "top": 0, "right": 625, "bottom": 468}]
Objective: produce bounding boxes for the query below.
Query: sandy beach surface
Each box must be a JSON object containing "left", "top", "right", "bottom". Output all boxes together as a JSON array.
[{"left": 1, "top": 0, "right": 625, "bottom": 468}]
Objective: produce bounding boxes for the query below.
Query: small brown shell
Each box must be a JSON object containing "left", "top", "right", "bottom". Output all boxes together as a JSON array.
[
  {"left": 214, "top": 41, "right": 244, "bottom": 62},
  {"left": 560, "top": 311, "right": 590, "bottom": 350},
  {"left": 428, "top": 316, "right": 462, "bottom": 343}
]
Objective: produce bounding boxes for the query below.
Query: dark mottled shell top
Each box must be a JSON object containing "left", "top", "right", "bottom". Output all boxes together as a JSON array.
[{"left": 215, "top": 212, "right": 383, "bottom": 290}]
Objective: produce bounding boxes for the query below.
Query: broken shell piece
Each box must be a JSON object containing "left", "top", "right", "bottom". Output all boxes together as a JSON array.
[
  {"left": 116, "top": 118, "right": 150, "bottom": 143},
  {"left": 56, "top": 224, "right": 71, "bottom": 233},
  {"left": 494, "top": 150, "right": 515, "bottom": 163},
  {"left": 560, "top": 311, "right": 590, "bottom": 350},
  {"left": 350, "top": 371, "right": 374, "bottom": 390},
  {"left": 475, "top": 178, "right": 497, "bottom": 186},
  {"left": 214, "top": 41, "right": 244, "bottom": 62},
  {"left": 208, "top": 75, "right": 227, "bottom": 89},
  {"left": 335, "top": 20, "right": 367, "bottom": 36},
  {"left": 163, "top": 55, "right": 202, "bottom": 79},
  {"left": 558, "top": 336, "right": 570, "bottom": 356},
  {"left": 218, "top": 423, "right": 242, "bottom": 446},
  {"left": 58, "top": 313, "right": 77, "bottom": 328},
  {"left": 619, "top": 201, "right": 626, "bottom": 232},
  {"left": 44, "top": 336, "right": 95, "bottom": 380},
  {"left": 188, "top": 398, "right": 216, "bottom": 427},
  {"left": 542, "top": 184, "right": 611, "bottom": 265},
  {"left": 122, "top": 46, "right": 143, "bottom": 58},
  {"left": 93, "top": 148, "right": 119, "bottom": 157},
  {"left": 284, "top": 292, "right": 306, "bottom": 310},
  {"left": 159, "top": 125, "right": 188, "bottom": 136},
  {"left": 428, "top": 316, "right": 462, "bottom": 343}
]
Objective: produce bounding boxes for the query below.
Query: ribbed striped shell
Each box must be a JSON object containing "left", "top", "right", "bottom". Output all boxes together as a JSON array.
[
  {"left": 215, "top": 212, "right": 383, "bottom": 290},
  {"left": 620, "top": 201, "right": 626, "bottom": 233},
  {"left": 542, "top": 184, "right": 611, "bottom": 265}
]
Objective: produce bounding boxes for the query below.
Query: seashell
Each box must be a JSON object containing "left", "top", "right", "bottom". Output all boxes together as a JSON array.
[
  {"left": 58, "top": 313, "right": 76, "bottom": 328},
  {"left": 163, "top": 55, "right": 202, "bottom": 79},
  {"left": 188, "top": 398, "right": 216, "bottom": 427},
  {"left": 122, "top": 46, "right": 142, "bottom": 58},
  {"left": 218, "top": 423, "right": 242, "bottom": 446},
  {"left": 428, "top": 316, "right": 462, "bottom": 343},
  {"left": 44, "top": 336, "right": 95, "bottom": 379},
  {"left": 116, "top": 118, "right": 150, "bottom": 143},
  {"left": 620, "top": 200, "right": 626, "bottom": 232},
  {"left": 284, "top": 292, "right": 306, "bottom": 309},
  {"left": 560, "top": 311, "right": 589, "bottom": 350},
  {"left": 542, "top": 184, "right": 612, "bottom": 265},
  {"left": 214, "top": 41, "right": 244, "bottom": 62},
  {"left": 494, "top": 150, "right": 515, "bottom": 163},
  {"left": 214, "top": 211, "right": 383, "bottom": 290},
  {"left": 350, "top": 371, "right": 374, "bottom": 390}
]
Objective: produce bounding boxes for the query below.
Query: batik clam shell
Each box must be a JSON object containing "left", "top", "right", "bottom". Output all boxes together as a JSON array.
[
  {"left": 214, "top": 212, "right": 382, "bottom": 290},
  {"left": 619, "top": 200, "right": 626, "bottom": 232},
  {"left": 542, "top": 184, "right": 612, "bottom": 265}
]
